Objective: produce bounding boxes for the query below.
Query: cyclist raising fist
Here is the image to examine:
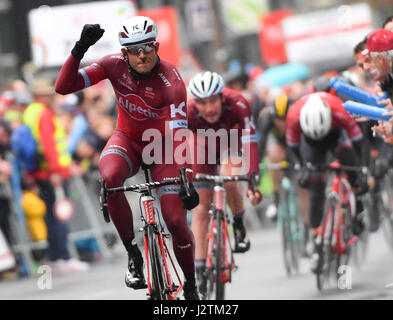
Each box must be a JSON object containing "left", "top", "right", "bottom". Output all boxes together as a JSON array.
[
  {"left": 55, "top": 16, "right": 200, "bottom": 300},
  {"left": 186, "top": 71, "right": 262, "bottom": 294}
]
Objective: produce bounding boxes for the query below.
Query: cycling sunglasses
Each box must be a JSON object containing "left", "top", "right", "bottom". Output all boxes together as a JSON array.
[{"left": 124, "top": 41, "right": 157, "bottom": 55}]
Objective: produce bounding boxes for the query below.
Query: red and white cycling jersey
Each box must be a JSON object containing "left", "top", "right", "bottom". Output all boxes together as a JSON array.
[
  {"left": 286, "top": 92, "right": 363, "bottom": 147},
  {"left": 55, "top": 53, "right": 187, "bottom": 142},
  {"left": 187, "top": 88, "right": 260, "bottom": 177}
]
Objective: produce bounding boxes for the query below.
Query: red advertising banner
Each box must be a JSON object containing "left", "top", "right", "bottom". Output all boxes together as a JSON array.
[
  {"left": 258, "top": 9, "right": 293, "bottom": 66},
  {"left": 138, "top": 6, "right": 181, "bottom": 67}
]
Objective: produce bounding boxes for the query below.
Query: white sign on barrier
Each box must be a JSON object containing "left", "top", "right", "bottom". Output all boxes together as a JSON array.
[
  {"left": 0, "top": 228, "right": 15, "bottom": 272},
  {"left": 28, "top": 0, "right": 137, "bottom": 68}
]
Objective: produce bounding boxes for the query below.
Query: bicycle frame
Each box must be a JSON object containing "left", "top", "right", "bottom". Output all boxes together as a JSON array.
[{"left": 318, "top": 163, "right": 357, "bottom": 256}]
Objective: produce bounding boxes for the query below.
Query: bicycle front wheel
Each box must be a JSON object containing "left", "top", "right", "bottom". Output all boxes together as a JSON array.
[
  {"left": 279, "top": 188, "right": 299, "bottom": 276},
  {"left": 316, "top": 205, "right": 335, "bottom": 291},
  {"left": 206, "top": 211, "right": 226, "bottom": 300},
  {"left": 215, "top": 211, "right": 226, "bottom": 300},
  {"left": 147, "top": 225, "right": 168, "bottom": 300}
]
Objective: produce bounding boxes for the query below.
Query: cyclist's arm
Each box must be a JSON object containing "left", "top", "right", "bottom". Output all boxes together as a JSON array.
[
  {"left": 285, "top": 112, "right": 302, "bottom": 164},
  {"left": 239, "top": 98, "right": 260, "bottom": 178},
  {"left": 55, "top": 54, "right": 108, "bottom": 95},
  {"left": 164, "top": 76, "right": 190, "bottom": 168},
  {"left": 257, "top": 108, "right": 274, "bottom": 160},
  {"left": 334, "top": 107, "right": 366, "bottom": 165}
]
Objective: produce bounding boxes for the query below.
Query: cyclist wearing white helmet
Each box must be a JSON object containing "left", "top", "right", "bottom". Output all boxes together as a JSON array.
[
  {"left": 55, "top": 16, "right": 201, "bottom": 300},
  {"left": 299, "top": 94, "right": 332, "bottom": 140},
  {"left": 187, "top": 71, "right": 262, "bottom": 297},
  {"left": 286, "top": 91, "right": 367, "bottom": 272}
]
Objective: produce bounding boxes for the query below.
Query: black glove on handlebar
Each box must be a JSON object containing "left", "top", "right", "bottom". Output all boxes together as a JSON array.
[
  {"left": 179, "top": 183, "right": 199, "bottom": 210},
  {"left": 298, "top": 166, "right": 311, "bottom": 188},
  {"left": 71, "top": 24, "right": 105, "bottom": 60}
]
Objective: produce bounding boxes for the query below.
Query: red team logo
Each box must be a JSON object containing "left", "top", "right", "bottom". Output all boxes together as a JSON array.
[{"left": 117, "top": 93, "right": 164, "bottom": 121}]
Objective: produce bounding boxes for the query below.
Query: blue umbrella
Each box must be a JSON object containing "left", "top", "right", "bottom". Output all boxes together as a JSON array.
[{"left": 255, "top": 63, "right": 310, "bottom": 87}]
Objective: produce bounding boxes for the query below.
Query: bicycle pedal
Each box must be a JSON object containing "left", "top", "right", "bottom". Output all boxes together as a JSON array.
[
  {"left": 128, "top": 282, "right": 148, "bottom": 290},
  {"left": 126, "top": 275, "right": 148, "bottom": 290}
]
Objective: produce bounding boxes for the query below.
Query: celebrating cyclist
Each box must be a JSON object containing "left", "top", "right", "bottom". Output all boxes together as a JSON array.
[
  {"left": 286, "top": 92, "right": 367, "bottom": 272},
  {"left": 186, "top": 71, "right": 262, "bottom": 294},
  {"left": 55, "top": 16, "right": 201, "bottom": 300}
]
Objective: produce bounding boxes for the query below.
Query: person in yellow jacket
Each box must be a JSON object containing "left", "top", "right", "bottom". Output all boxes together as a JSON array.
[
  {"left": 21, "top": 190, "right": 47, "bottom": 241},
  {"left": 23, "top": 78, "right": 89, "bottom": 274}
]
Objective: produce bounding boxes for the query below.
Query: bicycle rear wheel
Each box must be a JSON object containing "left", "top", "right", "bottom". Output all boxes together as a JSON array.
[{"left": 147, "top": 225, "right": 169, "bottom": 300}]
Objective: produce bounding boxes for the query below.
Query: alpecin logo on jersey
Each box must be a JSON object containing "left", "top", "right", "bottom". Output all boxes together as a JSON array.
[{"left": 118, "top": 94, "right": 163, "bottom": 121}]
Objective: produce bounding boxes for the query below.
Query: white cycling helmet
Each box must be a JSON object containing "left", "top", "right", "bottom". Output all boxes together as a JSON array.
[
  {"left": 299, "top": 94, "right": 332, "bottom": 140},
  {"left": 118, "top": 16, "right": 158, "bottom": 46},
  {"left": 188, "top": 71, "right": 225, "bottom": 100}
]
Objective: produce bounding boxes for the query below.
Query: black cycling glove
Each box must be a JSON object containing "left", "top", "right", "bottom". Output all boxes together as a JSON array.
[
  {"left": 298, "top": 166, "right": 311, "bottom": 188},
  {"left": 71, "top": 24, "right": 105, "bottom": 60},
  {"left": 179, "top": 183, "right": 200, "bottom": 210}
]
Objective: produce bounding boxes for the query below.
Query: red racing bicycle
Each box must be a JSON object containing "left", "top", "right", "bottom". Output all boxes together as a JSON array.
[
  {"left": 314, "top": 160, "right": 367, "bottom": 291},
  {"left": 193, "top": 172, "right": 258, "bottom": 300},
  {"left": 101, "top": 166, "right": 193, "bottom": 300}
]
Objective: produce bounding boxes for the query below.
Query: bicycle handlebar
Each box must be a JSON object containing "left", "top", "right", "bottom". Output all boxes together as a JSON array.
[
  {"left": 304, "top": 161, "right": 368, "bottom": 175},
  {"left": 194, "top": 173, "right": 250, "bottom": 183},
  {"left": 194, "top": 172, "right": 259, "bottom": 190},
  {"left": 105, "top": 167, "right": 193, "bottom": 195}
]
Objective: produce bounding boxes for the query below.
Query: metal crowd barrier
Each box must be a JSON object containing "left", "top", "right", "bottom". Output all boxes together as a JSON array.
[{"left": 7, "top": 166, "right": 119, "bottom": 276}]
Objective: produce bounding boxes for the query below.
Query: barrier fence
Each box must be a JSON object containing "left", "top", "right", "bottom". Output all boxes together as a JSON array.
[{"left": 5, "top": 166, "right": 119, "bottom": 276}]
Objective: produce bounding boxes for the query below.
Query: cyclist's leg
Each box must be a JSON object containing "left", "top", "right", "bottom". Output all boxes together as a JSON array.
[
  {"left": 220, "top": 154, "right": 250, "bottom": 253},
  {"left": 151, "top": 163, "right": 199, "bottom": 299},
  {"left": 191, "top": 188, "right": 214, "bottom": 260},
  {"left": 190, "top": 162, "right": 215, "bottom": 296},
  {"left": 98, "top": 130, "right": 145, "bottom": 288},
  {"left": 299, "top": 135, "right": 327, "bottom": 235},
  {"left": 266, "top": 135, "right": 286, "bottom": 218},
  {"left": 99, "top": 130, "right": 142, "bottom": 241},
  {"left": 286, "top": 141, "right": 311, "bottom": 240},
  {"left": 299, "top": 135, "right": 327, "bottom": 269}
]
